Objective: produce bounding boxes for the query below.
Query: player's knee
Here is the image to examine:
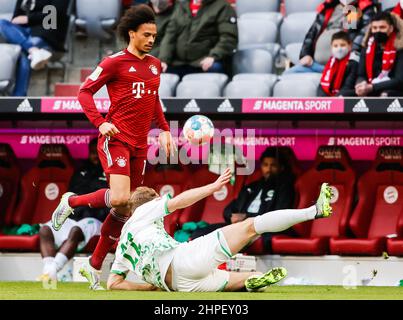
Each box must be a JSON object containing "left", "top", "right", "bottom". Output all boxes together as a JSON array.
[
  {"left": 39, "top": 226, "right": 53, "bottom": 240},
  {"left": 67, "top": 226, "right": 84, "bottom": 243},
  {"left": 110, "top": 193, "right": 130, "bottom": 208},
  {"left": 242, "top": 218, "right": 257, "bottom": 237}
]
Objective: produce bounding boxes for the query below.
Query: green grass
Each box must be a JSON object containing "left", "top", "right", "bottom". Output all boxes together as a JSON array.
[{"left": 1, "top": 282, "right": 403, "bottom": 300}]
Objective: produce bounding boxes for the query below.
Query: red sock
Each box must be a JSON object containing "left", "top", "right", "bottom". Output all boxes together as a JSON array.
[
  {"left": 68, "top": 188, "right": 111, "bottom": 208},
  {"left": 89, "top": 209, "right": 128, "bottom": 270}
]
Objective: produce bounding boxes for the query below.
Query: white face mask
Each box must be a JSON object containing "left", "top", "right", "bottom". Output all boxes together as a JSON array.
[{"left": 332, "top": 46, "right": 350, "bottom": 60}]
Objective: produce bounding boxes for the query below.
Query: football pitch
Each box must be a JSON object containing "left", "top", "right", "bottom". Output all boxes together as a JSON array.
[{"left": 1, "top": 282, "right": 403, "bottom": 300}]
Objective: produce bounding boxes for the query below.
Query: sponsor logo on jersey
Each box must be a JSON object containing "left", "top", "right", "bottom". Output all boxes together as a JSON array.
[
  {"left": 17, "top": 99, "right": 33, "bottom": 112},
  {"left": 149, "top": 64, "right": 159, "bottom": 75},
  {"left": 132, "top": 82, "right": 145, "bottom": 98},
  {"left": 387, "top": 99, "right": 403, "bottom": 113},
  {"left": 217, "top": 99, "right": 234, "bottom": 112},
  {"left": 352, "top": 99, "right": 369, "bottom": 112},
  {"left": 89, "top": 66, "right": 103, "bottom": 81},
  {"left": 184, "top": 99, "right": 200, "bottom": 112},
  {"left": 116, "top": 156, "right": 128, "bottom": 168}
]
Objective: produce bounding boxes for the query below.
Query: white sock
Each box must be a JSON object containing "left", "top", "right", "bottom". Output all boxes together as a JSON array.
[
  {"left": 253, "top": 205, "right": 317, "bottom": 234},
  {"left": 54, "top": 253, "right": 68, "bottom": 272},
  {"left": 42, "top": 257, "right": 57, "bottom": 279}
]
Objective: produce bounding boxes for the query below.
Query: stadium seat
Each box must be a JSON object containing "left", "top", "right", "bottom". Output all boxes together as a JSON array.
[
  {"left": 0, "top": 144, "right": 20, "bottom": 228},
  {"left": 224, "top": 80, "right": 271, "bottom": 98},
  {"left": 280, "top": 72, "right": 322, "bottom": 86},
  {"left": 330, "top": 147, "right": 403, "bottom": 256},
  {"left": 382, "top": 0, "right": 399, "bottom": 10},
  {"left": 233, "top": 49, "right": 273, "bottom": 74},
  {"left": 0, "top": 0, "right": 17, "bottom": 22},
  {"left": 178, "top": 166, "right": 245, "bottom": 226},
  {"left": 0, "top": 144, "right": 74, "bottom": 251},
  {"left": 182, "top": 73, "right": 229, "bottom": 92},
  {"left": 387, "top": 210, "right": 403, "bottom": 256},
  {"left": 159, "top": 73, "right": 180, "bottom": 97},
  {"left": 239, "top": 12, "right": 283, "bottom": 27},
  {"left": 285, "top": 42, "right": 303, "bottom": 66},
  {"left": 238, "top": 19, "right": 278, "bottom": 48},
  {"left": 54, "top": 83, "right": 80, "bottom": 97},
  {"left": 75, "top": 0, "right": 122, "bottom": 41},
  {"left": 176, "top": 80, "right": 221, "bottom": 98},
  {"left": 273, "top": 78, "right": 318, "bottom": 97},
  {"left": 284, "top": 0, "right": 323, "bottom": 15},
  {"left": 144, "top": 163, "right": 191, "bottom": 236},
  {"left": 232, "top": 73, "right": 278, "bottom": 89},
  {"left": 0, "top": 44, "right": 21, "bottom": 95},
  {"left": 280, "top": 12, "right": 317, "bottom": 48},
  {"left": 235, "top": 0, "right": 280, "bottom": 17},
  {"left": 271, "top": 146, "right": 356, "bottom": 255}
]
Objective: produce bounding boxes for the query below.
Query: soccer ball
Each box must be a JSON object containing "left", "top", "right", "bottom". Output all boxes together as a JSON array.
[{"left": 183, "top": 115, "right": 214, "bottom": 145}]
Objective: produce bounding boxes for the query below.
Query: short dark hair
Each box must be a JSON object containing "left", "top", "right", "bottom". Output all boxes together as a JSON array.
[
  {"left": 89, "top": 138, "right": 98, "bottom": 149},
  {"left": 371, "top": 11, "right": 396, "bottom": 28},
  {"left": 117, "top": 5, "right": 156, "bottom": 44},
  {"left": 259, "top": 147, "right": 287, "bottom": 167},
  {"left": 331, "top": 31, "right": 351, "bottom": 43}
]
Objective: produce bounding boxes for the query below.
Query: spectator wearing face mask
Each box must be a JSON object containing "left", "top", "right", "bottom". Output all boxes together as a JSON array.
[
  {"left": 355, "top": 11, "right": 403, "bottom": 97},
  {"left": 284, "top": 0, "right": 378, "bottom": 75},
  {"left": 148, "top": 0, "right": 175, "bottom": 58},
  {"left": 318, "top": 31, "right": 358, "bottom": 96}
]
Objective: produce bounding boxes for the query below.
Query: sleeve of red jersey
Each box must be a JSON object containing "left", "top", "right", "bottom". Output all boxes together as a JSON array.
[{"left": 78, "top": 58, "right": 115, "bottom": 128}]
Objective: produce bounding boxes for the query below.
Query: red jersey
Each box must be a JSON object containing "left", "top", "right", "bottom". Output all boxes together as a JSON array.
[{"left": 78, "top": 49, "right": 170, "bottom": 149}]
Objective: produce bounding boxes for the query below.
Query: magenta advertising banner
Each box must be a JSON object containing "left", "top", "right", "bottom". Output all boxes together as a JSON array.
[
  {"left": 41, "top": 98, "right": 110, "bottom": 113},
  {"left": 0, "top": 129, "right": 401, "bottom": 161},
  {"left": 242, "top": 98, "right": 345, "bottom": 113}
]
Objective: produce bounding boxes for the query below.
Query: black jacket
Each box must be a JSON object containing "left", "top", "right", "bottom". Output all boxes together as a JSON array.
[
  {"left": 223, "top": 172, "right": 296, "bottom": 224},
  {"left": 149, "top": 4, "right": 175, "bottom": 58},
  {"left": 68, "top": 160, "right": 109, "bottom": 222},
  {"left": 300, "top": 0, "right": 378, "bottom": 60},
  {"left": 13, "top": 0, "right": 70, "bottom": 51},
  {"left": 317, "top": 59, "right": 359, "bottom": 97}
]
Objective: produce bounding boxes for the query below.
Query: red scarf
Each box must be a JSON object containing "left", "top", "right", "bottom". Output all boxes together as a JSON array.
[
  {"left": 365, "top": 32, "right": 397, "bottom": 83},
  {"left": 320, "top": 53, "right": 350, "bottom": 96},
  {"left": 392, "top": 4, "right": 403, "bottom": 18},
  {"left": 189, "top": 0, "right": 202, "bottom": 17}
]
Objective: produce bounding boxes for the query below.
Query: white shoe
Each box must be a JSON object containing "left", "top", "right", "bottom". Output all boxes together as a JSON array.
[
  {"left": 51, "top": 192, "right": 76, "bottom": 231},
  {"left": 30, "top": 48, "right": 52, "bottom": 70}
]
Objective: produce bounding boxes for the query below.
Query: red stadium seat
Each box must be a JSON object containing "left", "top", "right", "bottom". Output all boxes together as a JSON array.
[
  {"left": 271, "top": 146, "right": 356, "bottom": 255},
  {"left": 144, "top": 163, "right": 191, "bottom": 236},
  {"left": 54, "top": 83, "right": 80, "bottom": 97},
  {"left": 0, "top": 144, "right": 21, "bottom": 228},
  {"left": 0, "top": 144, "right": 74, "bottom": 251},
  {"left": 330, "top": 147, "right": 403, "bottom": 256},
  {"left": 178, "top": 166, "right": 245, "bottom": 226},
  {"left": 387, "top": 211, "right": 403, "bottom": 256}
]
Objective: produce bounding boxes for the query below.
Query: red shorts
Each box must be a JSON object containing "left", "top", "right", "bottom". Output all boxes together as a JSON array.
[{"left": 98, "top": 135, "right": 147, "bottom": 191}]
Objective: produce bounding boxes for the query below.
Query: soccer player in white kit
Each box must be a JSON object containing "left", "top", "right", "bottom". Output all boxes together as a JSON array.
[{"left": 107, "top": 168, "right": 333, "bottom": 292}]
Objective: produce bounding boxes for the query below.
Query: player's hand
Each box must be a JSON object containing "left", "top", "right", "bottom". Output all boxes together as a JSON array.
[
  {"left": 12, "top": 15, "right": 28, "bottom": 24},
  {"left": 161, "top": 62, "right": 168, "bottom": 73},
  {"left": 211, "top": 168, "right": 232, "bottom": 192},
  {"left": 158, "top": 131, "right": 177, "bottom": 158},
  {"left": 299, "top": 55, "right": 313, "bottom": 67},
  {"left": 200, "top": 56, "right": 215, "bottom": 72},
  {"left": 231, "top": 213, "right": 247, "bottom": 224},
  {"left": 99, "top": 122, "right": 120, "bottom": 137}
]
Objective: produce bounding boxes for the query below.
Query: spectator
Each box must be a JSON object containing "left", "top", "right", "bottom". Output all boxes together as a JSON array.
[
  {"left": 318, "top": 31, "right": 358, "bottom": 96},
  {"left": 159, "top": 0, "right": 238, "bottom": 78},
  {"left": 0, "top": 0, "right": 69, "bottom": 96},
  {"left": 284, "top": 0, "right": 377, "bottom": 75},
  {"left": 192, "top": 147, "right": 296, "bottom": 252},
  {"left": 355, "top": 11, "right": 403, "bottom": 97},
  {"left": 38, "top": 139, "right": 109, "bottom": 282},
  {"left": 148, "top": 0, "right": 176, "bottom": 58}
]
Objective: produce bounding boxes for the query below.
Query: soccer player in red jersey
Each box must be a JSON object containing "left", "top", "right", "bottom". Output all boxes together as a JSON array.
[{"left": 50, "top": 5, "right": 175, "bottom": 290}]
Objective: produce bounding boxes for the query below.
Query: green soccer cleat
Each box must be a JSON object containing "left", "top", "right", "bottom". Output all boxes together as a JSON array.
[
  {"left": 315, "top": 183, "right": 333, "bottom": 219},
  {"left": 51, "top": 192, "right": 76, "bottom": 231},
  {"left": 79, "top": 261, "right": 105, "bottom": 291},
  {"left": 245, "top": 267, "right": 287, "bottom": 292}
]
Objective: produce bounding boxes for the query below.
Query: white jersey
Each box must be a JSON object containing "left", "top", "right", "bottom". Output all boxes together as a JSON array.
[{"left": 111, "top": 194, "right": 180, "bottom": 291}]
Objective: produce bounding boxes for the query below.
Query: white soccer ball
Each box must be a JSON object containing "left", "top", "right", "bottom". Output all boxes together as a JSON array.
[{"left": 183, "top": 115, "right": 214, "bottom": 146}]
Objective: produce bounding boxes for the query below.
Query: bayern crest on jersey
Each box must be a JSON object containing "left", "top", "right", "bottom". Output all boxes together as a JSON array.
[{"left": 150, "top": 65, "right": 158, "bottom": 75}]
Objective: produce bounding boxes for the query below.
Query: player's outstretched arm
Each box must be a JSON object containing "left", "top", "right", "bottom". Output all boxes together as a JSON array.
[
  {"left": 107, "top": 273, "right": 159, "bottom": 291},
  {"left": 167, "top": 168, "right": 232, "bottom": 213}
]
